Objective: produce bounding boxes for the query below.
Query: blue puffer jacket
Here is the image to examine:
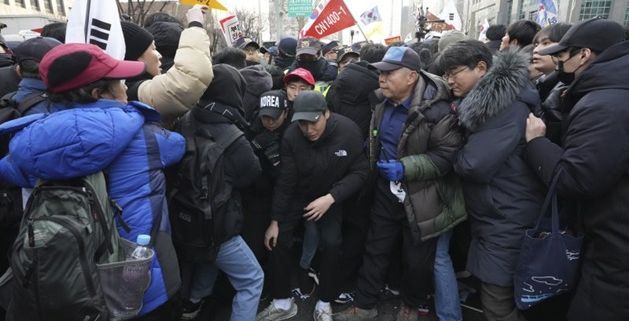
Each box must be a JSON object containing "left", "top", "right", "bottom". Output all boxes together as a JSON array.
[
  {"left": 14, "top": 78, "right": 63, "bottom": 116},
  {"left": 0, "top": 99, "right": 186, "bottom": 315}
]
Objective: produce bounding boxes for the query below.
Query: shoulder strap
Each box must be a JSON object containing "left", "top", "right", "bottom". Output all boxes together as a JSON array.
[
  {"left": 17, "top": 92, "right": 48, "bottom": 115},
  {"left": 213, "top": 124, "right": 244, "bottom": 152}
]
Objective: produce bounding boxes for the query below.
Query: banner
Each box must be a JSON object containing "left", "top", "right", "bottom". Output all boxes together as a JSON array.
[
  {"left": 65, "top": 0, "right": 125, "bottom": 59},
  {"left": 299, "top": 0, "right": 327, "bottom": 38},
  {"left": 219, "top": 15, "right": 242, "bottom": 46},
  {"left": 536, "top": 0, "right": 559, "bottom": 27},
  {"left": 359, "top": 6, "right": 381, "bottom": 26},
  {"left": 478, "top": 18, "right": 490, "bottom": 42},
  {"left": 302, "top": 0, "right": 356, "bottom": 39},
  {"left": 180, "top": 0, "right": 228, "bottom": 11}
]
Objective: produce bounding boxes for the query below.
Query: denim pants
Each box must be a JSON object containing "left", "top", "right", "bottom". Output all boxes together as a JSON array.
[
  {"left": 189, "top": 236, "right": 264, "bottom": 321},
  {"left": 300, "top": 220, "right": 319, "bottom": 269},
  {"left": 434, "top": 230, "right": 462, "bottom": 321}
]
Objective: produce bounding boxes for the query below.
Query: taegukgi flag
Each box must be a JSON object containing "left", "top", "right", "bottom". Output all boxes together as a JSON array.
[
  {"left": 65, "top": 0, "right": 125, "bottom": 59},
  {"left": 359, "top": 6, "right": 382, "bottom": 26},
  {"left": 536, "top": 0, "right": 559, "bottom": 27}
]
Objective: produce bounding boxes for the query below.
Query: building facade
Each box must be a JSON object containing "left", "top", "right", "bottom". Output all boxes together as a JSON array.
[
  {"left": 465, "top": 0, "right": 629, "bottom": 39},
  {"left": 0, "top": 0, "right": 69, "bottom": 35}
]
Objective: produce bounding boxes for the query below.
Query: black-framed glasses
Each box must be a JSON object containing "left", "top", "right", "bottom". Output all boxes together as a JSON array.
[{"left": 442, "top": 66, "right": 469, "bottom": 80}]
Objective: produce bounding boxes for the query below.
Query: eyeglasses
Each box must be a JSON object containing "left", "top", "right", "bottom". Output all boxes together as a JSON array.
[{"left": 442, "top": 66, "right": 469, "bottom": 80}]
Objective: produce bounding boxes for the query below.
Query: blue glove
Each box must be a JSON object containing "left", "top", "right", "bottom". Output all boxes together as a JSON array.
[{"left": 376, "top": 160, "right": 404, "bottom": 182}]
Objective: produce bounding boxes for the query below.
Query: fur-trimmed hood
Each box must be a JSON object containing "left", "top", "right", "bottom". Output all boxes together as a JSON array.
[{"left": 458, "top": 49, "right": 539, "bottom": 131}]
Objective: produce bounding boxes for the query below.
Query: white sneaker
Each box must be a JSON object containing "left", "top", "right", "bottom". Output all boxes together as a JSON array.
[
  {"left": 313, "top": 305, "right": 333, "bottom": 321},
  {"left": 256, "top": 301, "right": 298, "bottom": 321}
]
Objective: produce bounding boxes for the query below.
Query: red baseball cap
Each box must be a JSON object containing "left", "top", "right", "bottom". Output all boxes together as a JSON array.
[
  {"left": 283, "top": 68, "right": 315, "bottom": 86},
  {"left": 39, "top": 43, "right": 146, "bottom": 93}
]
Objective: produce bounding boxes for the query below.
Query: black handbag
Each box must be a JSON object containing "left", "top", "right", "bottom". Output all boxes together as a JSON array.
[{"left": 514, "top": 169, "right": 583, "bottom": 310}]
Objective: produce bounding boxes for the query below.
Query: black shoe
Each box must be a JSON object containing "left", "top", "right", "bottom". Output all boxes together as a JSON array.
[{"left": 181, "top": 299, "right": 204, "bottom": 320}]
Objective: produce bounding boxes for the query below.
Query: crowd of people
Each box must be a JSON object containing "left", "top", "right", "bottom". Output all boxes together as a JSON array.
[{"left": 0, "top": 5, "right": 629, "bottom": 321}]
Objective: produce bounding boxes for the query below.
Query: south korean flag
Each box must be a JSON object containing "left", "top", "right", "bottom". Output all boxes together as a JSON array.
[{"left": 65, "top": 0, "right": 126, "bottom": 59}]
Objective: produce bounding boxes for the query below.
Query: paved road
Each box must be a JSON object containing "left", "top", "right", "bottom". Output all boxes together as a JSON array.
[{"left": 196, "top": 281, "right": 487, "bottom": 321}]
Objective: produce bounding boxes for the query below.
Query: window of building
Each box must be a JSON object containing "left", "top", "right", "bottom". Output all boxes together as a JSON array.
[
  {"left": 529, "top": 10, "right": 538, "bottom": 21},
  {"left": 43, "top": 0, "right": 53, "bottom": 14},
  {"left": 15, "top": 0, "right": 26, "bottom": 8},
  {"left": 625, "top": 0, "right": 629, "bottom": 25},
  {"left": 30, "top": 0, "right": 40, "bottom": 11},
  {"left": 56, "top": 0, "right": 65, "bottom": 16},
  {"left": 579, "top": 0, "right": 612, "bottom": 20},
  {"left": 3, "top": 0, "right": 9, "bottom": 5}
]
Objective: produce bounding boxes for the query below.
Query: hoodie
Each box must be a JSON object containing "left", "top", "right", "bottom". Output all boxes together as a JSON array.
[
  {"left": 195, "top": 64, "right": 261, "bottom": 243},
  {"left": 239, "top": 65, "right": 273, "bottom": 122},
  {"left": 326, "top": 61, "right": 379, "bottom": 139}
]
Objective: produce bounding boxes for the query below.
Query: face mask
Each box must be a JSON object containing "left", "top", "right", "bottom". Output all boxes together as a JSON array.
[{"left": 556, "top": 60, "right": 575, "bottom": 85}]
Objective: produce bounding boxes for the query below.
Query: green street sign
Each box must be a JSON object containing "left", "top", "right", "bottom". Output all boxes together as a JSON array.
[{"left": 288, "top": 0, "right": 312, "bottom": 17}]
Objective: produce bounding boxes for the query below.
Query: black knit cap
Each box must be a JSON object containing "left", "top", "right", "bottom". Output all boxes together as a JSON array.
[{"left": 121, "top": 21, "right": 155, "bottom": 61}]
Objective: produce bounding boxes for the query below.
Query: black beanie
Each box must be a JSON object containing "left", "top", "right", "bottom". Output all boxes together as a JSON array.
[{"left": 121, "top": 21, "right": 154, "bottom": 61}]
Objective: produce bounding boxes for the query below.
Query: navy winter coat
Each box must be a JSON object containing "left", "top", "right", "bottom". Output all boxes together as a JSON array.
[{"left": 454, "top": 50, "right": 545, "bottom": 287}]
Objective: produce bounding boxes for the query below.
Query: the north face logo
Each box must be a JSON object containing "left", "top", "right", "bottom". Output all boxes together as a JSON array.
[{"left": 334, "top": 150, "right": 348, "bottom": 157}]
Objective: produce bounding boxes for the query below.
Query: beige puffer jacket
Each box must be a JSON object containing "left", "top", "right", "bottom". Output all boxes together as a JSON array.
[{"left": 137, "top": 26, "right": 213, "bottom": 125}]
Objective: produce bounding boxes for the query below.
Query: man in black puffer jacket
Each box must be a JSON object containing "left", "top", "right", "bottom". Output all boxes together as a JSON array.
[
  {"left": 179, "top": 64, "right": 263, "bottom": 321},
  {"left": 258, "top": 91, "right": 368, "bottom": 321},
  {"left": 526, "top": 18, "right": 629, "bottom": 321}
]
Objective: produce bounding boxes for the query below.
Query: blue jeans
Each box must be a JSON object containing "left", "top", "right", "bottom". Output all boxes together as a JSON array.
[
  {"left": 300, "top": 220, "right": 319, "bottom": 269},
  {"left": 434, "top": 230, "right": 462, "bottom": 321},
  {"left": 189, "top": 236, "right": 263, "bottom": 321}
]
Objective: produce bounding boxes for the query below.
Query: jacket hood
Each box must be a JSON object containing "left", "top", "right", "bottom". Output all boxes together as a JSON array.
[
  {"left": 201, "top": 64, "right": 247, "bottom": 113},
  {"left": 240, "top": 64, "right": 273, "bottom": 96},
  {"left": 1, "top": 100, "right": 146, "bottom": 181},
  {"left": 457, "top": 49, "right": 536, "bottom": 131},
  {"left": 335, "top": 61, "right": 379, "bottom": 105},
  {"left": 274, "top": 55, "right": 295, "bottom": 69},
  {"left": 0, "top": 54, "right": 13, "bottom": 68},
  {"left": 565, "top": 40, "right": 629, "bottom": 107}
]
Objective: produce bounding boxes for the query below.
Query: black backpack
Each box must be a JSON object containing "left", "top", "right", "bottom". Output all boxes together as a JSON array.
[
  {"left": 0, "top": 91, "right": 48, "bottom": 227},
  {"left": 167, "top": 106, "right": 244, "bottom": 262},
  {"left": 8, "top": 173, "right": 121, "bottom": 321}
]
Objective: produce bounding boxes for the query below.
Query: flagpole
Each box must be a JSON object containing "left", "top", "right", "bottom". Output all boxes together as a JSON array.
[
  {"left": 84, "top": 0, "right": 91, "bottom": 43},
  {"left": 355, "top": 22, "right": 370, "bottom": 42}
]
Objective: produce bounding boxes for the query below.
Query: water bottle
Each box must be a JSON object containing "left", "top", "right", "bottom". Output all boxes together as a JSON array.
[
  {"left": 129, "top": 234, "right": 151, "bottom": 260},
  {"left": 119, "top": 234, "right": 152, "bottom": 316}
]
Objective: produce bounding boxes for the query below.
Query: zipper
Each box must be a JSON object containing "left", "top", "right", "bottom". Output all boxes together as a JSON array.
[
  {"left": 39, "top": 216, "right": 97, "bottom": 297},
  {"left": 32, "top": 250, "right": 44, "bottom": 321}
]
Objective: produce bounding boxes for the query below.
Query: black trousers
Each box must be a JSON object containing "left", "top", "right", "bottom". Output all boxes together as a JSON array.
[
  {"left": 337, "top": 193, "right": 372, "bottom": 291},
  {"left": 268, "top": 208, "right": 342, "bottom": 302},
  {"left": 354, "top": 179, "right": 437, "bottom": 309}
]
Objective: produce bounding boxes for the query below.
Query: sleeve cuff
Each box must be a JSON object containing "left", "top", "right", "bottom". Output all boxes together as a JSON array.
[{"left": 526, "top": 136, "right": 564, "bottom": 185}]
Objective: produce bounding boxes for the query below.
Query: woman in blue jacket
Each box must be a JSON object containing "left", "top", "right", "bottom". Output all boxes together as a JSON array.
[{"left": 0, "top": 43, "right": 185, "bottom": 321}]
